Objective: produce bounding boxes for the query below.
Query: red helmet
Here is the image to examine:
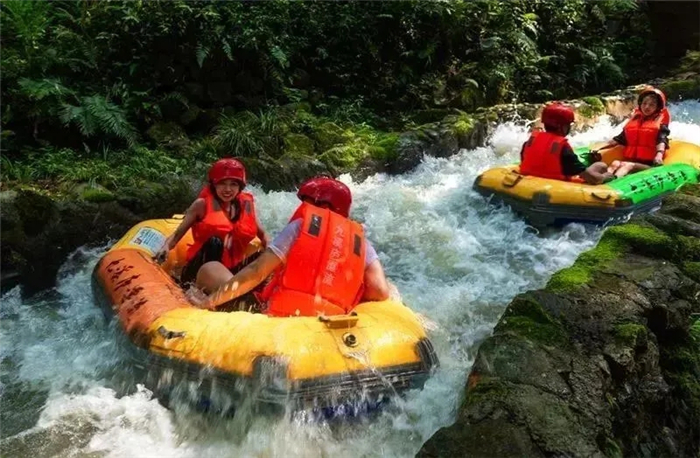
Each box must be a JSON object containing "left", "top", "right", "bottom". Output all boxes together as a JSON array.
[
  {"left": 297, "top": 176, "right": 352, "bottom": 217},
  {"left": 208, "top": 158, "right": 246, "bottom": 187},
  {"left": 541, "top": 103, "right": 575, "bottom": 129},
  {"left": 638, "top": 86, "right": 666, "bottom": 110}
]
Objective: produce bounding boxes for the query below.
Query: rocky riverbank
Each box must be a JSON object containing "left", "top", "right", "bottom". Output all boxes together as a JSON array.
[{"left": 418, "top": 184, "right": 700, "bottom": 458}]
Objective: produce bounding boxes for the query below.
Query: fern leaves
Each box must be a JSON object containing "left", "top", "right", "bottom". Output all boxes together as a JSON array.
[{"left": 60, "top": 95, "right": 138, "bottom": 146}]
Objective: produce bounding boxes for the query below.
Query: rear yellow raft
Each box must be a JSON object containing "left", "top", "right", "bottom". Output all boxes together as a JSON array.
[{"left": 474, "top": 140, "right": 700, "bottom": 226}]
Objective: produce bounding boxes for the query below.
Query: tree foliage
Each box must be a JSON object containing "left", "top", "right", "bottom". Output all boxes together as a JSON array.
[{"left": 1, "top": 0, "right": 653, "bottom": 157}]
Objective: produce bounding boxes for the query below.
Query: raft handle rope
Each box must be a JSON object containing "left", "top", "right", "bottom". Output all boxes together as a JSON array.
[
  {"left": 590, "top": 192, "right": 612, "bottom": 201},
  {"left": 319, "top": 312, "right": 359, "bottom": 329},
  {"left": 502, "top": 172, "right": 523, "bottom": 188}
]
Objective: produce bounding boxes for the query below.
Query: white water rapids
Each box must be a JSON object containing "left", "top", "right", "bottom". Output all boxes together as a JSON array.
[{"left": 1, "top": 101, "right": 698, "bottom": 457}]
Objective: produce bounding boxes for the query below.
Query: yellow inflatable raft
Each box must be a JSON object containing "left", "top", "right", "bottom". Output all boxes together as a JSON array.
[
  {"left": 92, "top": 216, "right": 438, "bottom": 414},
  {"left": 474, "top": 140, "right": 700, "bottom": 226}
]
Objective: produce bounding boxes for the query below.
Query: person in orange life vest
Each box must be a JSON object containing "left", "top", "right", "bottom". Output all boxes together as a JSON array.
[
  {"left": 519, "top": 103, "right": 613, "bottom": 184},
  {"left": 592, "top": 87, "right": 670, "bottom": 178},
  {"left": 154, "top": 158, "right": 269, "bottom": 284},
  {"left": 194, "top": 176, "right": 391, "bottom": 315}
]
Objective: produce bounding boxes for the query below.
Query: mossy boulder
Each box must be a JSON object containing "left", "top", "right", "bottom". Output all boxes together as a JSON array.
[
  {"left": 390, "top": 123, "right": 459, "bottom": 174},
  {"left": 283, "top": 133, "right": 315, "bottom": 156},
  {"left": 319, "top": 143, "right": 369, "bottom": 170},
  {"left": 312, "top": 121, "right": 346, "bottom": 150}
]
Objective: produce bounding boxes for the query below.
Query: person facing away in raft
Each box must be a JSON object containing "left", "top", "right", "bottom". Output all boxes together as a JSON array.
[
  {"left": 590, "top": 87, "right": 671, "bottom": 178},
  {"left": 519, "top": 103, "right": 614, "bottom": 184},
  {"left": 154, "top": 158, "right": 270, "bottom": 284},
  {"left": 192, "top": 176, "right": 391, "bottom": 316}
]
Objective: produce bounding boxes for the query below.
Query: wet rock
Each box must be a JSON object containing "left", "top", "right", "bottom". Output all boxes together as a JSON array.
[
  {"left": 1, "top": 181, "right": 196, "bottom": 295},
  {"left": 243, "top": 154, "right": 332, "bottom": 191},
  {"left": 390, "top": 123, "right": 459, "bottom": 174}
]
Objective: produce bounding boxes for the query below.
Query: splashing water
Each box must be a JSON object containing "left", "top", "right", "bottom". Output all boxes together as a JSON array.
[{"left": 1, "top": 102, "right": 698, "bottom": 457}]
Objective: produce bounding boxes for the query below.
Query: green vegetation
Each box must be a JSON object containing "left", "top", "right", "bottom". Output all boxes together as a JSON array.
[{"left": 1, "top": 1, "right": 657, "bottom": 188}]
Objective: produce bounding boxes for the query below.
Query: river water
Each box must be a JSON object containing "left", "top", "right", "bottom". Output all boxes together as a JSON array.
[{"left": 1, "top": 101, "right": 698, "bottom": 457}]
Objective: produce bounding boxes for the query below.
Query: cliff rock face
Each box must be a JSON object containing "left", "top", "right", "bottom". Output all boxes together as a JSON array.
[{"left": 419, "top": 185, "right": 700, "bottom": 458}]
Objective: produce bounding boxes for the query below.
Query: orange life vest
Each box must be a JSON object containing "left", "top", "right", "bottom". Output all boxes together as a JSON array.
[
  {"left": 622, "top": 107, "right": 670, "bottom": 162},
  {"left": 187, "top": 188, "right": 258, "bottom": 269},
  {"left": 519, "top": 130, "right": 570, "bottom": 181},
  {"left": 260, "top": 202, "right": 366, "bottom": 317}
]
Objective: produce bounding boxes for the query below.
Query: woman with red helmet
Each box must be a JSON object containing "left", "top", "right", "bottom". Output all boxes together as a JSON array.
[
  {"left": 519, "top": 102, "right": 613, "bottom": 184},
  {"left": 155, "top": 158, "right": 269, "bottom": 284},
  {"left": 194, "top": 176, "right": 391, "bottom": 315},
  {"left": 592, "top": 87, "right": 671, "bottom": 178}
]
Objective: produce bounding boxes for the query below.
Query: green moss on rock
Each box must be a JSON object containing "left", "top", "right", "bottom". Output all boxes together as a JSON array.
[
  {"left": 680, "top": 183, "right": 700, "bottom": 197},
  {"left": 547, "top": 233, "right": 625, "bottom": 292},
  {"left": 496, "top": 296, "right": 569, "bottom": 346},
  {"left": 449, "top": 113, "right": 475, "bottom": 138},
  {"left": 602, "top": 437, "right": 623, "bottom": 458},
  {"left": 319, "top": 143, "right": 368, "bottom": 168},
  {"left": 313, "top": 122, "right": 346, "bottom": 150},
  {"left": 678, "top": 235, "right": 700, "bottom": 261},
  {"left": 579, "top": 97, "right": 606, "bottom": 118},
  {"left": 283, "top": 133, "right": 315, "bottom": 155},
  {"left": 683, "top": 261, "right": 700, "bottom": 280},
  {"left": 613, "top": 323, "right": 647, "bottom": 346},
  {"left": 80, "top": 187, "right": 116, "bottom": 203},
  {"left": 547, "top": 224, "right": 680, "bottom": 292},
  {"left": 690, "top": 317, "right": 700, "bottom": 343}
]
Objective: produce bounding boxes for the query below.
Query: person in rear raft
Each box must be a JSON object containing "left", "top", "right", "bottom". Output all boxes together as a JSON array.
[
  {"left": 591, "top": 87, "right": 671, "bottom": 178},
  {"left": 193, "top": 176, "right": 391, "bottom": 315},
  {"left": 520, "top": 103, "right": 614, "bottom": 184}
]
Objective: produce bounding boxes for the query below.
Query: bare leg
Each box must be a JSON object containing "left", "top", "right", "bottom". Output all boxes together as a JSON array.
[
  {"left": 196, "top": 261, "right": 234, "bottom": 293},
  {"left": 614, "top": 161, "right": 650, "bottom": 178},
  {"left": 580, "top": 161, "right": 615, "bottom": 185},
  {"left": 607, "top": 160, "right": 621, "bottom": 175}
]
